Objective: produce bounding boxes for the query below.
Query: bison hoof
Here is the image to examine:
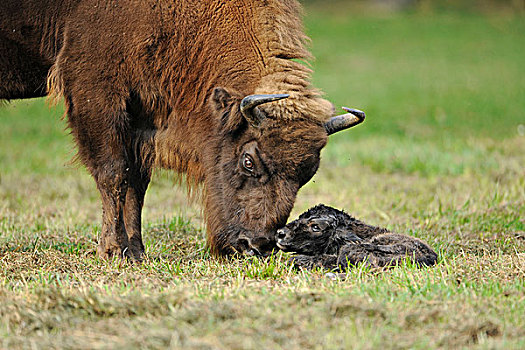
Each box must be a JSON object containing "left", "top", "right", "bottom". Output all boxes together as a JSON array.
[
  {"left": 126, "top": 245, "right": 145, "bottom": 263},
  {"left": 128, "top": 238, "right": 146, "bottom": 262},
  {"left": 96, "top": 244, "right": 144, "bottom": 263}
]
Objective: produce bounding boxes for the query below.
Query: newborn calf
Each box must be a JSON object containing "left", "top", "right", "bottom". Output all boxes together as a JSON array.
[{"left": 276, "top": 204, "right": 437, "bottom": 270}]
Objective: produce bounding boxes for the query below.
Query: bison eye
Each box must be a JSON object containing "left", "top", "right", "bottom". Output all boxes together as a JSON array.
[
  {"left": 310, "top": 224, "right": 321, "bottom": 233},
  {"left": 243, "top": 154, "right": 254, "bottom": 172}
]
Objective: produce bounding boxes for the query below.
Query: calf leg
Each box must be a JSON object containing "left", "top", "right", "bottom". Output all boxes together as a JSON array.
[
  {"left": 289, "top": 254, "right": 338, "bottom": 270},
  {"left": 337, "top": 233, "right": 438, "bottom": 269}
]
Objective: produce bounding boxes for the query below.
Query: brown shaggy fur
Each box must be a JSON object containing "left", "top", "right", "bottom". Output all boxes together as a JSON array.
[{"left": 1, "top": 1, "right": 340, "bottom": 260}]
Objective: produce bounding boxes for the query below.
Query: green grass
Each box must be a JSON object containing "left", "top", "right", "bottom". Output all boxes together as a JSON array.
[{"left": 1, "top": 7, "right": 524, "bottom": 349}]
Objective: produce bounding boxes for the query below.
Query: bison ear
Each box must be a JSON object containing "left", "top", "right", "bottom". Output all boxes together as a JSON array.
[
  {"left": 211, "top": 87, "right": 232, "bottom": 110},
  {"left": 210, "top": 87, "right": 245, "bottom": 134}
]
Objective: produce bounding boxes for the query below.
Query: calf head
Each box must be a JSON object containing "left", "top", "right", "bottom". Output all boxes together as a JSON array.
[
  {"left": 276, "top": 204, "right": 363, "bottom": 255},
  {"left": 205, "top": 88, "right": 365, "bottom": 256}
]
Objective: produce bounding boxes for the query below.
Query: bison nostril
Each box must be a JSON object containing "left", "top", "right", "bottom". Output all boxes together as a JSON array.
[{"left": 276, "top": 229, "right": 286, "bottom": 240}]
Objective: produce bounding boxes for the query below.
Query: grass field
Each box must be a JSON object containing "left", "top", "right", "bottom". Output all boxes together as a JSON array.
[{"left": 1, "top": 5, "right": 524, "bottom": 349}]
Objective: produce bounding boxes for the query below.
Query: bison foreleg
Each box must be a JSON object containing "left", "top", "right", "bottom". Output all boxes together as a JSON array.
[
  {"left": 95, "top": 166, "right": 132, "bottom": 261},
  {"left": 123, "top": 167, "right": 150, "bottom": 261},
  {"left": 66, "top": 91, "right": 139, "bottom": 261},
  {"left": 93, "top": 130, "right": 152, "bottom": 262}
]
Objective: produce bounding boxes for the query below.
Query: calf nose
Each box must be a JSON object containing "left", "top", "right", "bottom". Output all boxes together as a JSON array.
[{"left": 276, "top": 228, "right": 287, "bottom": 240}]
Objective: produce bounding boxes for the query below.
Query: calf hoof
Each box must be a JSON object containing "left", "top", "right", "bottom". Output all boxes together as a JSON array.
[
  {"left": 288, "top": 255, "right": 315, "bottom": 270},
  {"left": 324, "top": 272, "right": 347, "bottom": 280}
]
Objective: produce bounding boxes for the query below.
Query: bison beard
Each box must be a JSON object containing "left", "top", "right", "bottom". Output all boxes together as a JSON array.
[
  {"left": 277, "top": 204, "right": 438, "bottom": 270},
  {"left": 1, "top": 0, "right": 365, "bottom": 261}
]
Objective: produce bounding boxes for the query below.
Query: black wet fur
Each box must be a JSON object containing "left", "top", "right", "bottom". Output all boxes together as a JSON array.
[{"left": 277, "top": 204, "right": 438, "bottom": 271}]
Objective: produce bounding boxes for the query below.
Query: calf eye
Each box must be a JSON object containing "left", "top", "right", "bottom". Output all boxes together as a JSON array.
[
  {"left": 310, "top": 224, "right": 321, "bottom": 233},
  {"left": 243, "top": 154, "right": 254, "bottom": 172}
]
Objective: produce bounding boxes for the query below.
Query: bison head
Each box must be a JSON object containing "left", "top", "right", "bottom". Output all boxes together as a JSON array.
[{"left": 204, "top": 87, "right": 364, "bottom": 256}]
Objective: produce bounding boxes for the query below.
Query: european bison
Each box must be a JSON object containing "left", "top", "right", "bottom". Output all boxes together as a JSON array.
[
  {"left": 277, "top": 204, "right": 438, "bottom": 270},
  {"left": 0, "top": 1, "right": 365, "bottom": 260}
]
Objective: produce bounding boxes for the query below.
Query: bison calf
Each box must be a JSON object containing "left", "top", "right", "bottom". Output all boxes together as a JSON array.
[{"left": 276, "top": 204, "right": 438, "bottom": 270}]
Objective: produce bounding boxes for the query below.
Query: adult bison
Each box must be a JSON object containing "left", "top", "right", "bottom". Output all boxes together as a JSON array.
[{"left": 0, "top": 0, "right": 364, "bottom": 260}]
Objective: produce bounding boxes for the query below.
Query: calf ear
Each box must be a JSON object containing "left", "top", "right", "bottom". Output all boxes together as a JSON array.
[
  {"left": 210, "top": 87, "right": 245, "bottom": 134},
  {"left": 335, "top": 228, "right": 363, "bottom": 244}
]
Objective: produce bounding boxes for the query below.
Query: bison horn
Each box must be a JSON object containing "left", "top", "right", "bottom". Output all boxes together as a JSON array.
[
  {"left": 324, "top": 107, "right": 366, "bottom": 135},
  {"left": 240, "top": 94, "right": 289, "bottom": 127}
]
